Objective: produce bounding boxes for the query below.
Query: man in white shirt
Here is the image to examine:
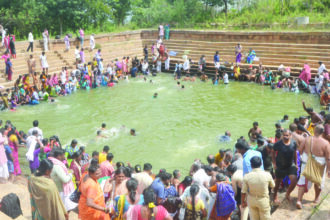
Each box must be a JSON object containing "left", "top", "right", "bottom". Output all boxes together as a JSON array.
[
  {"left": 318, "top": 61, "right": 326, "bottom": 75},
  {"left": 90, "top": 34, "right": 95, "bottom": 50},
  {"left": 74, "top": 46, "right": 80, "bottom": 63},
  {"left": 142, "top": 60, "right": 149, "bottom": 75},
  {"left": 191, "top": 162, "right": 211, "bottom": 188},
  {"left": 28, "top": 120, "right": 43, "bottom": 140},
  {"left": 27, "top": 31, "right": 34, "bottom": 52},
  {"left": 132, "top": 163, "right": 153, "bottom": 194}
]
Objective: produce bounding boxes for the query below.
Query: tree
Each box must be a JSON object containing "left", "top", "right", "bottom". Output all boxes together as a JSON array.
[{"left": 109, "top": 0, "right": 131, "bottom": 25}]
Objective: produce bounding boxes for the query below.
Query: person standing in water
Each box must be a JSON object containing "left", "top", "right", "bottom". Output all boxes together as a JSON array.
[{"left": 248, "top": 122, "right": 262, "bottom": 142}]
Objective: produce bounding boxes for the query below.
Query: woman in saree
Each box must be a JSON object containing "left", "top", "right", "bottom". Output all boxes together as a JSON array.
[
  {"left": 79, "top": 164, "right": 110, "bottom": 220},
  {"left": 246, "top": 48, "right": 256, "bottom": 64},
  {"left": 126, "top": 187, "right": 172, "bottom": 220},
  {"left": 114, "top": 178, "right": 144, "bottom": 220},
  {"left": 209, "top": 173, "right": 236, "bottom": 220},
  {"left": 299, "top": 63, "right": 311, "bottom": 85},
  {"left": 70, "top": 150, "right": 82, "bottom": 188},
  {"left": 183, "top": 184, "right": 207, "bottom": 220},
  {"left": 28, "top": 159, "right": 68, "bottom": 220},
  {"left": 8, "top": 128, "right": 23, "bottom": 175},
  {"left": 235, "top": 44, "right": 242, "bottom": 64}
]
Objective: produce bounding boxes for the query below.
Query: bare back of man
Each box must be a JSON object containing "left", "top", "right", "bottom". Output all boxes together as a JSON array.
[{"left": 296, "top": 125, "right": 330, "bottom": 209}]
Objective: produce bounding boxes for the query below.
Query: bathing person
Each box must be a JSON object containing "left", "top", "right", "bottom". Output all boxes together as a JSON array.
[
  {"left": 130, "top": 129, "right": 136, "bottom": 136},
  {"left": 296, "top": 125, "right": 330, "bottom": 209},
  {"left": 248, "top": 122, "right": 262, "bottom": 142}
]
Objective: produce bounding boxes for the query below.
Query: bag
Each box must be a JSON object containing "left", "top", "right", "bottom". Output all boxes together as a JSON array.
[
  {"left": 302, "top": 137, "right": 326, "bottom": 185},
  {"left": 69, "top": 188, "right": 81, "bottom": 203},
  {"left": 0, "top": 193, "right": 23, "bottom": 218}
]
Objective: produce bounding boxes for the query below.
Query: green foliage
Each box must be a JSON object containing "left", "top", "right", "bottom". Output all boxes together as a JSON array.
[{"left": 0, "top": 0, "right": 329, "bottom": 40}]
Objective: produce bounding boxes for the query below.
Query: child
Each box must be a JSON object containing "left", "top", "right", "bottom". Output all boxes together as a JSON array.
[{"left": 153, "top": 93, "right": 158, "bottom": 98}]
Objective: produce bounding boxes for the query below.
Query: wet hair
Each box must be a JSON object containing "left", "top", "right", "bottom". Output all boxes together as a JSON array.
[
  {"left": 257, "top": 138, "right": 264, "bottom": 146},
  {"left": 216, "top": 173, "right": 226, "bottom": 182},
  {"left": 72, "top": 150, "right": 82, "bottom": 159},
  {"left": 251, "top": 156, "right": 262, "bottom": 168},
  {"left": 289, "top": 123, "right": 297, "bottom": 132},
  {"left": 101, "top": 123, "right": 106, "bottom": 128},
  {"left": 116, "top": 161, "right": 124, "bottom": 169},
  {"left": 92, "top": 151, "right": 99, "bottom": 157},
  {"left": 88, "top": 164, "right": 100, "bottom": 174},
  {"left": 207, "top": 155, "right": 215, "bottom": 164},
  {"left": 284, "top": 115, "right": 289, "bottom": 120},
  {"left": 126, "top": 178, "right": 138, "bottom": 203},
  {"left": 235, "top": 139, "right": 250, "bottom": 151},
  {"left": 52, "top": 148, "right": 65, "bottom": 158},
  {"left": 173, "top": 169, "right": 180, "bottom": 179},
  {"left": 190, "top": 184, "right": 200, "bottom": 219},
  {"left": 90, "top": 158, "right": 99, "bottom": 167},
  {"left": 35, "top": 159, "right": 53, "bottom": 176},
  {"left": 97, "top": 130, "right": 101, "bottom": 135},
  {"left": 203, "top": 165, "right": 213, "bottom": 173},
  {"left": 135, "top": 165, "right": 142, "bottom": 173},
  {"left": 267, "top": 143, "right": 274, "bottom": 149},
  {"left": 143, "top": 163, "right": 152, "bottom": 171},
  {"left": 115, "top": 166, "right": 126, "bottom": 176},
  {"left": 106, "top": 153, "right": 114, "bottom": 161},
  {"left": 275, "top": 123, "right": 281, "bottom": 128},
  {"left": 143, "top": 188, "right": 156, "bottom": 220},
  {"left": 160, "top": 172, "right": 172, "bottom": 182},
  {"left": 306, "top": 107, "right": 313, "bottom": 113},
  {"left": 71, "top": 139, "right": 78, "bottom": 145},
  {"left": 103, "top": 145, "right": 110, "bottom": 152},
  {"left": 275, "top": 129, "right": 282, "bottom": 139},
  {"left": 33, "top": 120, "right": 39, "bottom": 127},
  {"left": 181, "top": 176, "right": 192, "bottom": 186},
  {"left": 124, "top": 166, "right": 133, "bottom": 177},
  {"left": 253, "top": 121, "right": 258, "bottom": 126},
  {"left": 227, "top": 164, "right": 237, "bottom": 175}
]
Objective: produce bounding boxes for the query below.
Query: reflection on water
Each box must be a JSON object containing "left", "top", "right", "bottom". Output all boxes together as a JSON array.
[{"left": 0, "top": 74, "right": 320, "bottom": 174}]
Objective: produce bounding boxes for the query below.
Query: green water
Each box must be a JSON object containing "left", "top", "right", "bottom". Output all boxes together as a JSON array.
[{"left": 1, "top": 74, "right": 320, "bottom": 175}]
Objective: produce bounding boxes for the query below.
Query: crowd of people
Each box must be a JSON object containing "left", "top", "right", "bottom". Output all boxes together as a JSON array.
[
  {"left": 0, "top": 98, "right": 329, "bottom": 220},
  {"left": 0, "top": 26, "right": 329, "bottom": 220}
]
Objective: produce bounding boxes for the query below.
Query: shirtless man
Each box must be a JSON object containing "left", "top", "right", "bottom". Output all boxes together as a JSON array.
[
  {"left": 296, "top": 125, "right": 330, "bottom": 209},
  {"left": 248, "top": 122, "right": 262, "bottom": 142},
  {"left": 302, "top": 100, "right": 323, "bottom": 125},
  {"left": 289, "top": 123, "right": 305, "bottom": 149},
  {"left": 27, "top": 54, "right": 36, "bottom": 75}
]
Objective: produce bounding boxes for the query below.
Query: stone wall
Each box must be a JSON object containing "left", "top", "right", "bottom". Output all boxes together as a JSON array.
[{"left": 140, "top": 30, "right": 330, "bottom": 44}]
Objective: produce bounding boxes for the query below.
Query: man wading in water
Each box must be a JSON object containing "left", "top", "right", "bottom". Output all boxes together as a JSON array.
[{"left": 248, "top": 122, "right": 262, "bottom": 142}]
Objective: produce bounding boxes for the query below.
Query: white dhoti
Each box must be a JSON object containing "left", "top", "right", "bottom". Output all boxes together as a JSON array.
[
  {"left": 165, "top": 58, "right": 170, "bottom": 70},
  {"left": 0, "top": 163, "right": 9, "bottom": 179},
  {"left": 43, "top": 38, "right": 48, "bottom": 51},
  {"left": 59, "top": 190, "right": 78, "bottom": 211},
  {"left": 298, "top": 152, "right": 326, "bottom": 191}
]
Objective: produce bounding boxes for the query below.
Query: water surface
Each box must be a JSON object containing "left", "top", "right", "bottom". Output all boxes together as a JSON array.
[{"left": 1, "top": 74, "right": 320, "bottom": 174}]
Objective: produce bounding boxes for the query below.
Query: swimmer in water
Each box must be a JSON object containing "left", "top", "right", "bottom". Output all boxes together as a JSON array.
[
  {"left": 177, "top": 81, "right": 181, "bottom": 87},
  {"left": 150, "top": 80, "right": 153, "bottom": 83},
  {"left": 130, "top": 129, "right": 136, "bottom": 136},
  {"left": 101, "top": 123, "right": 106, "bottom": 130},
  {"left": 153, "top": 93, "right": 158, "bottom": 98},
  {"left": 181, "top": 85, "right": 185, "bottom": 89},
  {"left": 96, "top": 130, "right": 107, "bottom": 139}
]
